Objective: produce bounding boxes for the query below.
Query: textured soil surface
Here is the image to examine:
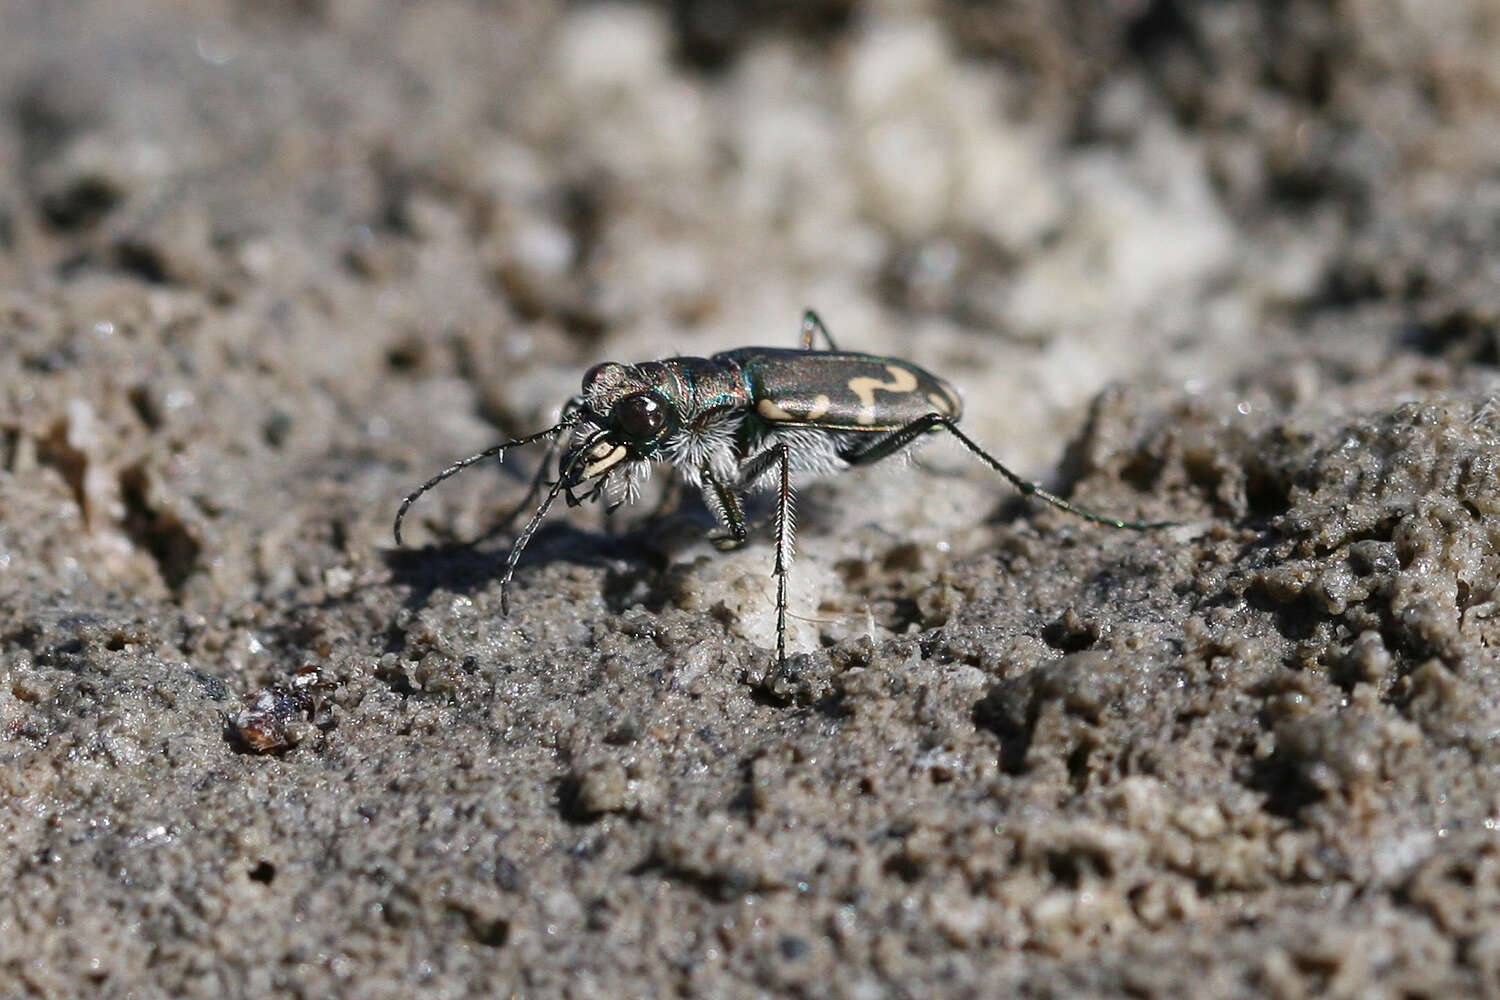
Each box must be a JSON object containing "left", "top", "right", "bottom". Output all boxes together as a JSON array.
[{"left": 5, "top": 2, "right": 1500, "bottom": 997}]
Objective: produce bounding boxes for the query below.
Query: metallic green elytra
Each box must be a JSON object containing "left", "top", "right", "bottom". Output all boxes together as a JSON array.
[
  {"left": 720, "top": 348, "right": 962, "bottom": 430},
  {"left": 394, "top": 309, "right": 1171, "bottom": 687}
]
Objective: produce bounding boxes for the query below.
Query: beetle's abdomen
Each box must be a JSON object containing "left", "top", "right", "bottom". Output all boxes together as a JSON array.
[{"left": 716, "top": 348, "right": 962, "bottom": 432}]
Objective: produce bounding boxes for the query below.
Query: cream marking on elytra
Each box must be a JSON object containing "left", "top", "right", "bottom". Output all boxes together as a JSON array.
[
  {"left": 757, "top": 399, "right": 796, "bottom": 421},
  {"left": 757, "top": 393, "right": 834, "bottom": 423},
  {"left": 849, "top": 366, "right": 918, "bottom": 425}
]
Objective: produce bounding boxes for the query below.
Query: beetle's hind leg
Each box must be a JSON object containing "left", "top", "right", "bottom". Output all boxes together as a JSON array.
[
  {"left": 840, "top": 414, "right": 1173, "bottom": 531},
  {"left": 798, "top": 309, "right": 839, "bottom": 351}
]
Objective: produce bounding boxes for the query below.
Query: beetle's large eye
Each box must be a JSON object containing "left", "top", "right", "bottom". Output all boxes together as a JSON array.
[{"left": 612, "top": 393, "right": 666, "bottom": 440}]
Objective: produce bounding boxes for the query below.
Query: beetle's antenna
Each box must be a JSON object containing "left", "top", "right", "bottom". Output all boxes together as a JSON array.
[
  {"left": 482, "top": 432, "right": 567, "bottom": 542},
  {"left": 393, "top": 417, "right": 579, "bottom": 547},
  {"left": 499, "top": 449, "right": 584, "bottom": 614}
]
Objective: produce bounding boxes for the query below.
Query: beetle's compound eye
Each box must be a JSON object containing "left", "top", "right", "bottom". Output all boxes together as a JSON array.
[{"left": 611, "top": 392, "right": 666, "bottom": 440}]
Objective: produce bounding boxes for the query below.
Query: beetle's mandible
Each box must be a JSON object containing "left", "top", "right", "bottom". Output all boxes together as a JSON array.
[{"left": 394, "top": 310, "right": 1171, "bottom": 678}]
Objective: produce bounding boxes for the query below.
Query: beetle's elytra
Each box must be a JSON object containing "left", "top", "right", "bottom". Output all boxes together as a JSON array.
[{"left": 395, "top": 310, "right": 1170, "bottom": 679}]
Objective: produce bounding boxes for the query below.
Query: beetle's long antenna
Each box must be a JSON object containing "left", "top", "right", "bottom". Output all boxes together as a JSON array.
[
  {"left": 393, "top": 417, "right": 578, "bottom": 547},
  {"left": 499, "top": 449, "right": 583, "bottom": 614},
  {"left": 486, "top": 432, "right": 567, "bottom": 540}
]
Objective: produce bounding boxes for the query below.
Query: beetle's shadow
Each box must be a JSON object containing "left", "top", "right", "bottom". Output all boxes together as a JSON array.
[
  {"left": 382, "top": 471, "right": 925, "bottom": 623},
  {"left": 384, "top": 522, "right": 642, "bottom": 613},
  {"left": 382, "top": 480, "right": 716, "bottom": 617}
]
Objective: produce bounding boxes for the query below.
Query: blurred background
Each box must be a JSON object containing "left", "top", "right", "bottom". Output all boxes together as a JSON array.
[
  {"left": 6, "top": 2, "right": 1500, "bottom": 996},
  {"left": 5, "top": 1, "right": 1494, "bottom": 602},
  {"left": 8, "top": 0, "right": 1498, "bottom": 607}
]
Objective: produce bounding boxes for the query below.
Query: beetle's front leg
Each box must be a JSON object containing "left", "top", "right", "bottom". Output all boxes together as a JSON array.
[
  {"left": 648, "top": 472, "right": 685, "bottom": 523},
  {"left": 699, "top": 465, "right": 749, "bottom": 551}
]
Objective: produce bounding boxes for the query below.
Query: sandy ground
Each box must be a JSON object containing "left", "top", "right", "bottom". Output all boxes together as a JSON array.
[{"left": 5, "top": 1, "right": 1500, "bottom": 997}]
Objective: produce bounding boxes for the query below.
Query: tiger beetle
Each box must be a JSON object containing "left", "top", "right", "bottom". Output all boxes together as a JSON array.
[{"left": 394, "top": 310, "right": 1170, "bottom": 682}]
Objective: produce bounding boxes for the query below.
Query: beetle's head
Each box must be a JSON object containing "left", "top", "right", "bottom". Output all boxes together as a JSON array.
[{"left": 558, "top": 362, "right": 677, "bottom": 507}]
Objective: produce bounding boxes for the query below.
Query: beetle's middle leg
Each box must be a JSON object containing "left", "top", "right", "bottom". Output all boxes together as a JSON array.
[
  {"left": 770, "top": 443, "right": 794, "bottom": 675},
  {"left": 702, "top": 449, "right": 795, "bottom": 677},
  {"left": 840, "top": 414, "right": 1172, "bottom": 531},
  {"left": 729, "top": 443, "right": 796, "bottom": 675}
]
